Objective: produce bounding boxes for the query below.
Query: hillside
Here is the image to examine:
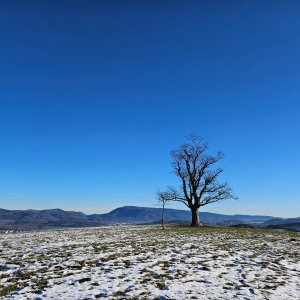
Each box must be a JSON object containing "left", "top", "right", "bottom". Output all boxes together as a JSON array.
[
  {"left": 0, "top": 206, "right": 279, "bottom": 230},
  {"left": 0, "top": 226, "right": 299, "bottom": 299}
]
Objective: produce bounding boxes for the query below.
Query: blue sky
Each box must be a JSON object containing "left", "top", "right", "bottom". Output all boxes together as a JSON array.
[{"left": 0, "top": 1, "right": 300, "bottom": 217}]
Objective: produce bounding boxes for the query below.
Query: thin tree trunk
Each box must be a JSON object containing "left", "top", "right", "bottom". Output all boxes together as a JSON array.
[
  {"left": 162, "top": 202, "right": 165, "bottom": 230},
  {"left": 190, "top": 206, "right": 200, "bottom": 226}
]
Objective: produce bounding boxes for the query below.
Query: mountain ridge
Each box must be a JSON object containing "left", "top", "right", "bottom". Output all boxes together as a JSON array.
[{"left": 0, "top": 205, "right": 292, "bottom": 231}]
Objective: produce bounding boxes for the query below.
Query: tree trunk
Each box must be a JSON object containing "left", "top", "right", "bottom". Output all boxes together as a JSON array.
[
  {"left": 161, "top": 202, "right": 165, "bottom": 230},
  {"left": 190, "top": 206, "right": 200, "bottom": 226}
]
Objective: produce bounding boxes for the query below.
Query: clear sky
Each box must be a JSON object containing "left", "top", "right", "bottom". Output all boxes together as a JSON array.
[{"left": 0, "top": 0, "right": 299, "bottom": 217}]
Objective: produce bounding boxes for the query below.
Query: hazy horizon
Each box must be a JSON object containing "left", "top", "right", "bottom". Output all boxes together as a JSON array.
[
  {"left": 0, "top": 202, "right": 294, "bottom": 219},
  {"left": 1, "top": 1, "right": 300, "bottom": 218}
]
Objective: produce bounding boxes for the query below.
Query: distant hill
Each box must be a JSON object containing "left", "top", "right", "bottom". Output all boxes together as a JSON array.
[
  {"left": 0, "top": 206, "right": 282, "bottom": 230},
  {"left": 266, "top": 222, "right": 300, "bottom": 231},
  {"left": 0, "top": 208, "right": 105, "bottom": 230},
  {"left": 97, "top": 206, "right": 275, "bottom": 225},
  {"left": 263, "top": 217, "right": 300, "bottom": 225},
  {"left": 263, "top": 217, "right": 300, "bottom": 232}
]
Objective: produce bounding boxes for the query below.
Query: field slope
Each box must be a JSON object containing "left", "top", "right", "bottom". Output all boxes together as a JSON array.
[{"left": 0, "top": 226, "right": 299, "bottom": 299}]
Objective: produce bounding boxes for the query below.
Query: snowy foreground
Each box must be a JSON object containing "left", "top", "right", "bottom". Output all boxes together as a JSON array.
[{"left": 0, "top": 226, "right": 299, "bottom": 299}]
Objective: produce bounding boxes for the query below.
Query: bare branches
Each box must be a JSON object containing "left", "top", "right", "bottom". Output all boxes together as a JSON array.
[
  {"left": 200, "top": 183, "right": 237, "bottom": 206},
  {"left": 159, "top": 135, "right": 237, "bottom": 226},
  {"left": 157, "top": 187, "right": 190, "bottom": 208},
  {"left": 169, "top": 135, "right": 237, "bottom": 209}
]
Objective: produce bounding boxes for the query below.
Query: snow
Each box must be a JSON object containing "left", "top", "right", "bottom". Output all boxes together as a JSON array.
[{"left": 0, "top": 226, "right": 299, "bottom": 299}]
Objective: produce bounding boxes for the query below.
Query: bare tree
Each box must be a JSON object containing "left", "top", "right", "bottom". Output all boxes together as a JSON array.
[
  {"left": 157, "top": 190, "right": 167, "bottom": 230},
  {"left": 162, "top": 135, "right": 237, "bottom": 226},
  {"left": 157, "top": 189, "right": 175, "bottom": 230}
]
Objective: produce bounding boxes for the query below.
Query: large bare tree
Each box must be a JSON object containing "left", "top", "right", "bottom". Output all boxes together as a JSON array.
[{"left": 161, "top": 135, "right": 237, "bottom": 226}]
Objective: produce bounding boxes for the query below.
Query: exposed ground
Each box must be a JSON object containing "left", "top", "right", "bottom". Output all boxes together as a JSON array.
[{"left": 0, "top": 226, "right": 299, "bottom": 299}]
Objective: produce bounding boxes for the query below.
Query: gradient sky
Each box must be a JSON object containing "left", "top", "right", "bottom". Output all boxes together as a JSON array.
[{"left": 0, "top": 1, "right": 300, "bottom": 217}]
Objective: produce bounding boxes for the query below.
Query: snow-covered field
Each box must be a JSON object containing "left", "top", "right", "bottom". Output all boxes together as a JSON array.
[{"left": 0, "top": 226, "right": 299, "bottom": 299}]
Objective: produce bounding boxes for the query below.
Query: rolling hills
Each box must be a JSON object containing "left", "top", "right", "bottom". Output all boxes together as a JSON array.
[{"left": 0, "top": 205, "right": 289, "bottom": 230}]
